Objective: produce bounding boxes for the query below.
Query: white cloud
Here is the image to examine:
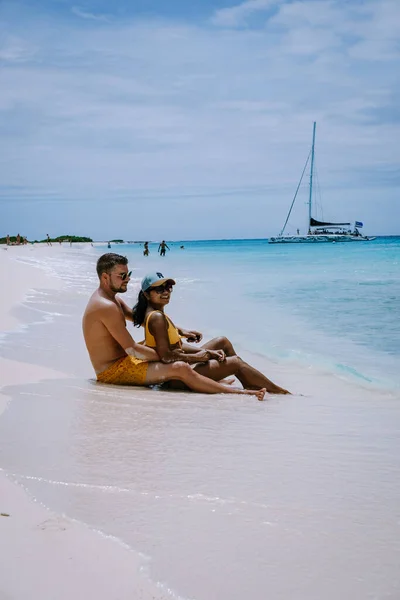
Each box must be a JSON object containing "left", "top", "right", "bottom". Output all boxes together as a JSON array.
[
  {"left": 71, "top": 6, "right": 110, "bottom": 22},
  {"left": 211, "top": 0, "right": 281, "bottom": 28},
  {"left": 0, "top": 34, "right": 37, "bottom": 62}
]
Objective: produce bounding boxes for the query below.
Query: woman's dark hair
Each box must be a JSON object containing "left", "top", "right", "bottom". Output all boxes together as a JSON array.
[
  {"left": 96, "top": 253, "right": 128, "bottom": 278},
  {"left": 132, "top": 290, "right": 148, "bottom": 327}
]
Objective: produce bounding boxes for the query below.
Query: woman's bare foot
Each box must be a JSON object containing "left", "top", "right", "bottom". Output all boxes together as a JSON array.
[{"left": 242, "top": 387, "right": 266, "bottom": 401}]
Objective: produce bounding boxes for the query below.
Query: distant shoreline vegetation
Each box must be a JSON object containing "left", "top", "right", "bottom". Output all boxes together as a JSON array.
[
  {"left": 0, "top": 235, "right": 93, "bottom": 244},
  {"left": 49, "top": 235, "right": 93, "bottom": 243}
]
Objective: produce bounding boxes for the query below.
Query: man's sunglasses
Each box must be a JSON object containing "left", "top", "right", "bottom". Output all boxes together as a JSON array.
[
  {"left": 118, "top": 271, "right": 132, "bottom": 280},
  {"left": 149, "top": 283, "right": 174, "bottom": 293}
]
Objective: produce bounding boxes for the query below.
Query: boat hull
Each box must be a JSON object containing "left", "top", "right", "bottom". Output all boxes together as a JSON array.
[{"left": 268, "top": 235, "right": 375, "bottom": 244}]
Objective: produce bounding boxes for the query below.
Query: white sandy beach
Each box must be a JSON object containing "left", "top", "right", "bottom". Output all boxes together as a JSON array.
[{"left": 0, "top": 245, "right": 169, "bottom": 600}]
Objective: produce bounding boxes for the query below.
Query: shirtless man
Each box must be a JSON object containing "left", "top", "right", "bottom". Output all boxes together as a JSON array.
[
  {"left": 158, "top": 240, "right": 169, "bottom": 257},
  {"left": 82, "top": 253, "right": 266, "bottom": 399}
]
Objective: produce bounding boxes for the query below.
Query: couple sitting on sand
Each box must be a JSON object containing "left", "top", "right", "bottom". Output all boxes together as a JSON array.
[{"left": 82, "top": 253, "right": 290, "bottom": 400}]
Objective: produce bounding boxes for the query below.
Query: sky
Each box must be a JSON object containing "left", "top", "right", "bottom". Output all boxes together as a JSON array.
[{"left": 1, "top": 0, "right": 399, "bottom": 240}]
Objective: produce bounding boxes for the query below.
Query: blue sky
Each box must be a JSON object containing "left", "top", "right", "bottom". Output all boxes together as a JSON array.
[{"left": 1, "top": 0, "right": 399, "bottom": 240}]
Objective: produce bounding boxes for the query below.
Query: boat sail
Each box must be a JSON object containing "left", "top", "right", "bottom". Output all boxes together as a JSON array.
[{"left": 269, "top": 122, "right": 375, "bottom": 244}]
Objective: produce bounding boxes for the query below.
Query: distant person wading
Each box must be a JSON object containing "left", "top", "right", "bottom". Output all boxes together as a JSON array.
[{"left": 158, "top": 240, "right": 169, "bottom": 257}]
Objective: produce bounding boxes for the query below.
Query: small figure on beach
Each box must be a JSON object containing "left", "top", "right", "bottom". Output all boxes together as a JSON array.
[
  {"left": 82, "top": 254, "right": 267, "bottom": 399},
  {"left": 16, "top": 233, "right": 21, "bottom": 245},
  {"left": 158, "top": 240, "right": 169, "bottom": 257},
  {"left": 6, "top": 234, "right": 10, "bottom": 246},
  {"left": 143, "top": 241, "right": 149, "bottom": 257},
  {"left": 133, "top": 273, "right": 290, "bottom": 396},
  {"left": 46, "top": 234, "right": 52, "bottom": 246},
  {"left": 107, "top": 242, "right": 111, "bottom": 249}
]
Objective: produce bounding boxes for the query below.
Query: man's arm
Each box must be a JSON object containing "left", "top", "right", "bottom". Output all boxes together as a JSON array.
[
  {"left": 101, "top": 303, "right": 159, "bottom": 361},
  {"left": 118, "top": 298, "right": 133, "bottom": 322},
  {"left": 149, "top": 313, "right": 211, "bottom": 364}
]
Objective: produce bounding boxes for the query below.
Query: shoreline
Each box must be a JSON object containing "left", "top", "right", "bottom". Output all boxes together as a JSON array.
[{"left": 0, "top": 246, "right": 169, "bottom": 600}]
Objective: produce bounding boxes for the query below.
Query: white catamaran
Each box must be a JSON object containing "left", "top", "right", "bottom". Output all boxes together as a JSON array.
[{"left": 269, "top": 122, "right": 375, "bottom": 244}]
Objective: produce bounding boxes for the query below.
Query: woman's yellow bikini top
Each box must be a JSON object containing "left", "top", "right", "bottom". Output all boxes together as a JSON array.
[{"left": 144, "top": 311, "right": 182, "bottom": 348}]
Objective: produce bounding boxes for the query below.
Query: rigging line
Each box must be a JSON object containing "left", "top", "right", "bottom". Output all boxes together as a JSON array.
[
  {"left": 313, "top": 162, "right": 320, "bottom": 218},
  {"left": 280, "top": 149, "right": 312, "bottom": 236},
  {"left": 314, "top": 163, "right": 324, "bottom": 221}
]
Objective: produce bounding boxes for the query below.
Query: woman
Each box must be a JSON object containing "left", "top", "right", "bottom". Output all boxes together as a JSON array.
[{"left": 132, "top": 272, "right": 290, "bottom": 396}]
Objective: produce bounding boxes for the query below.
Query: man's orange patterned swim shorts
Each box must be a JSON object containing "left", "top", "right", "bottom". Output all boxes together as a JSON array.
[{"left": 97, "top": 355, "right": 148, "bottom": 386}]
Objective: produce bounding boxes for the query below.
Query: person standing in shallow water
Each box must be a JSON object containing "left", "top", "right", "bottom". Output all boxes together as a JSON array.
[
  {"left": 143, "top": 241, "right": 149, "bottom": 257},
  {"left": 158, "top": 240, "right": 169, "bottom": 257},
  {"left": 82, "top": 253, "right": 267, "bottom": 400},
  {"left": 132, "top": 272, "right": 290, "bottom": 395}
]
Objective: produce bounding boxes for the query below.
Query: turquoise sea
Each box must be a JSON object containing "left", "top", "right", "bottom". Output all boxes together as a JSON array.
[
  {"left": 1, "top": 236, "right": 400, "bottom": 600},
  {"left": 118, "top": 235, "right": 400, "bottom": 390}
]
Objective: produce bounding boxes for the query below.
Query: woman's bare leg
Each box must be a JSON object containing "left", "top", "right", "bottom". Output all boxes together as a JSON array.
[
  {"left": 201, "top": 336, "right": 237, "bottom": 357},
  {"left": 145, "top": 361, "right": 266, "bottom": 400},
  {"left": 194, "top": 356, "right": 290, "bottom": 394},
  {"left": 200, "top": 339, "right": 290, "bottom": 394}
]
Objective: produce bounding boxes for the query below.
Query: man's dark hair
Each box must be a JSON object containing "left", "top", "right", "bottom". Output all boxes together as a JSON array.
[{"left": 96, "top": 253, "right": 128, "bottom": 278}]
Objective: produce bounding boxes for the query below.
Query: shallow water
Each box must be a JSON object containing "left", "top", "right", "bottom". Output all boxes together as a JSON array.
[{"left": 1, "top": 239, "right": 400, "bottom": 599}]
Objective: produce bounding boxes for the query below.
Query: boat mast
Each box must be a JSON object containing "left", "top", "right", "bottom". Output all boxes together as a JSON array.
[{"left": 308, "top": 121, "right": 316, "bottom": 229}]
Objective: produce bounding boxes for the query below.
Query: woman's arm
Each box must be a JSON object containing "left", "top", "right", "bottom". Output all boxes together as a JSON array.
[
  {"left": 177, "top": 327, "right": 203, "bottom": 343},
  {"left": 180, "top": 342, "right": 203, "bottom": 353},
  {"left": 148, "top": 313, "right": 211, "bottom": 364}
]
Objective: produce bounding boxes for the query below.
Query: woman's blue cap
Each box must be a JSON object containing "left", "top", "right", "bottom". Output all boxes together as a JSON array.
[{"left": 141, "top": 272, "right": 176, "bottom": 292}]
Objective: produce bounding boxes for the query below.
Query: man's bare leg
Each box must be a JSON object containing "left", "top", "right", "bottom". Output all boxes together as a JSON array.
[
  {"left": 162, "top": 375, "right": 235, "bottom": 392},
  {"left": 194, "top": 356, "right": 290, "bottom": 395},
  {"left": 145, "top": 361, "right": 266, "bottom": 400}
]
